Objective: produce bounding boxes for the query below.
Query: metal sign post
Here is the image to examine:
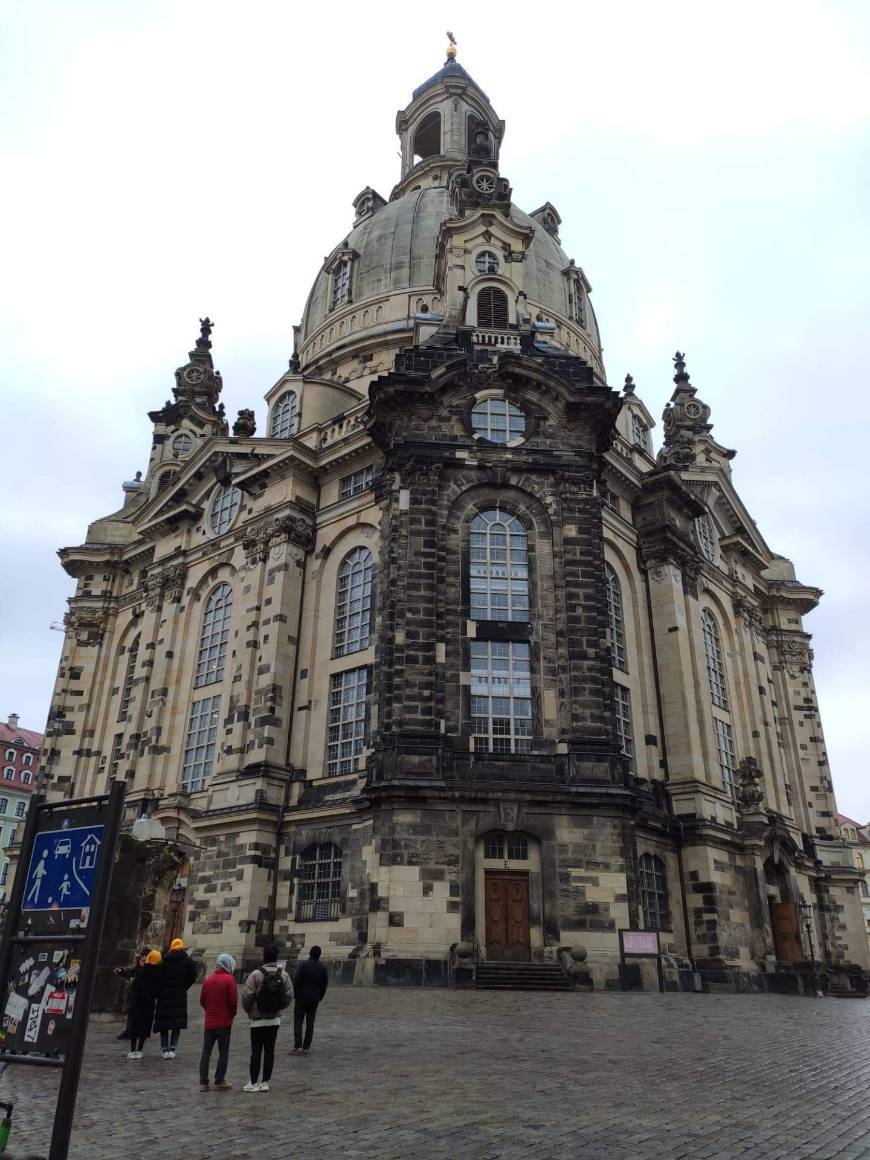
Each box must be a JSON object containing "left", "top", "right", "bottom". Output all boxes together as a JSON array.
[
  {"left": 0, "top": 781, "right": 125, "bottom": 1159},
  {"left": 618, "top": 929, "right": 664, "bottom": 993}
]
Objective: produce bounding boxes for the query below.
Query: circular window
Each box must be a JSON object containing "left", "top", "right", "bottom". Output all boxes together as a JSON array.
[
  {"left": 209, "top": 486, "right": 241, "bottom": 535},
  {"left": 172, "top": 433, "right": 194, "bottom": 456},
  {"left": 471, "top": 397, "right": 525, "bottom": 444},
  {"left": 475, "top": 250, "right": 499, "bottom": 275}
]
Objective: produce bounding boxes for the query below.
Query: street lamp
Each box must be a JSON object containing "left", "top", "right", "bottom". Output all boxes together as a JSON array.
[{"left": 799, "top": 895, "right": 823, "bottom": 998}]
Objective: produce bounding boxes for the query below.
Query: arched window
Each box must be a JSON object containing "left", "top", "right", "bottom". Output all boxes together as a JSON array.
[
  {"left": 695, "top": 514, "right": 717, "bottom": 564},
  {"left": 270, "top": 390, "right": 299, "bottom": 438},
  {"left": 638, "top": 853, "right": 671, "bottom": 930},
  {"left": 469, "top": 509, "right": 529, "bottom": 622},
  {"left": 2, "top": 768, "right": 13, "bottom": 781},
  {"left": 22, "top": 754, "right": 32, "bottom": 767},
  {"left": 334, "top": 548, "right": 374, "bottom": 657},
  {"left": 171, "top": 432, "right": 193, "bottom": 456},
  {"left": 296, "top": 843, "right": 343, "bottom": 921},
  {"left": 4, "top": 750, "right": 14, "bottom": 763},
  {"left": 210, "top": 486, "right": 241, "bottom": 536},
  {"left": 412, "top": 111, "right": 441, "bottom": 161},
  {"left": 195, "top": 584, "right": 233, "bottom": 688},
  {"left": 605, "top": 564, "right": 627, "bottom": 672},
  {"left": 701, "top": 609, "right": 728, "bottom": 709},
  {"left": 119, "top": 634, "right": 140, "bottom": 718},
  {"left": 471, "top": 398, "right": 525, "bottom": 444},
  {"left": 476, "top": 287, "right": 509, "bottom": 329},
  {"left": 21, "top": 771, "right": 32, "bottom": 785}
]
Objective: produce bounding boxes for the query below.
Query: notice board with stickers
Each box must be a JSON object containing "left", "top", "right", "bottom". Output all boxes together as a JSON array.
[{"left": 0, "top": 784, "right": 124, "bottom": 1160}]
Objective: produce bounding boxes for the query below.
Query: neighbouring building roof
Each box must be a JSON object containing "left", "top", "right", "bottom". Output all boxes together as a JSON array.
[{"left": 0, "top": 722, "right": 43, "bottom": 750}]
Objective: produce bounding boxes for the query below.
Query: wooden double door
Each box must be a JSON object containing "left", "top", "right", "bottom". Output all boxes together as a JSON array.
[{"left": 485, "top": 871, "right": 531, "bottom": 962}]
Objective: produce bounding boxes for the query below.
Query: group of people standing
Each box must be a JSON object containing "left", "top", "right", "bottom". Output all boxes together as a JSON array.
[
  {"left": 117, "top": 937, "right": 197, "bottom": 1060},
  {"left": 118, "top": 940, "right": 329, "bottom": 1093}
]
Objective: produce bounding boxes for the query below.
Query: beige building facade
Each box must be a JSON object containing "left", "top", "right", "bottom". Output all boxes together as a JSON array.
[{"left": 40, "top": 51, "right": 867, "bottom": 991}]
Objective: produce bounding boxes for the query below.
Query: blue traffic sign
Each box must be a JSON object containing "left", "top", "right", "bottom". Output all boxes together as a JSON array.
[{"left": 22, "top": 826, "right": 104, "bottom": 912}]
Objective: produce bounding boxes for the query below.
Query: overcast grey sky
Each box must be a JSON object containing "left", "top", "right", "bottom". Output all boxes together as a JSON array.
[{"left": 2, "top": 1, "right": 868, "bottom": 817}]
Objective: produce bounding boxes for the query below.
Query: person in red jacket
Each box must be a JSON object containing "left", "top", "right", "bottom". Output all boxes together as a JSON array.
[{"left": 198, "top": 953, "right": 238, "bottom": 1092}]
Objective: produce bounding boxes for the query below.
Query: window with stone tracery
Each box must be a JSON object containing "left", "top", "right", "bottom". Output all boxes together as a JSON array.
[
  {"left": 605, "top": 564, "right": 627, "bottom": 672},
  {"left": 270, "top": 390, "right": 298, "bottom": 438},
  {"left": 470, "top": 641, "right": 532, "bottom": 755},
  {"left": 614, "top": 682, "right": 634, "bottom": 767},
  {"left": 331, "top": 260, "right": 351, "bottom": 310},
  {"left": 333, "top": 547, "right": 374, "bottom": 656},
  {"left": 195, "top": 584, "right": 233, "bottom": 688},
  {"left": 296, "top": 843, "right": 343, "bottom": 921},
  {"left": 469, "top": 509, "right": 529, "bottom": 622},
  {"left": 119, "top": 634, "right": 140, "bottom": 719},
  {"left": 639, "top": 853, "right": 671, "bottom": 930},
  {"left": 701, "top": 609, "right": 729, "bottom": 710}
]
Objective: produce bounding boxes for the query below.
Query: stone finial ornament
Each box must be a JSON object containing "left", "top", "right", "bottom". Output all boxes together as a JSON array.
[
  {"left": 657, "top": 349, "right": 713, "bottom": 467},
  {"left": 736, "top": 756, "right": 765, "bottom": 812},
  {"left": 233, "top": 408, "right": 256, "bottom": 437},
  {"left": 623, "top": 373, "right": 636, "bottom": 396}
]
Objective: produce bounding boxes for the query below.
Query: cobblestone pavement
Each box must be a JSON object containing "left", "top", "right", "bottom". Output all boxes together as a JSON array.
[{"left": 3, "top": 988, "right": 870, "bottom": 1159}]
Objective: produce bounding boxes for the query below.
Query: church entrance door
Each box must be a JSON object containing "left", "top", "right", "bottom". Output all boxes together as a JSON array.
[
  {"left": 484, "top": 871, "right": 530, "bottom": 962},
  {"left": 770, "top": 902, "right": 803, "bottom": 962}
]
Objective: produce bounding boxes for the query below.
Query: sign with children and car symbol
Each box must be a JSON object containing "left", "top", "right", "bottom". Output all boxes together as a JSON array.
[{"left": 20, "top": 821, "right": 103, "bottom": 936}]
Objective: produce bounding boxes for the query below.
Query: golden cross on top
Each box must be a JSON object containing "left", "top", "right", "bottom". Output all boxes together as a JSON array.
[{"left": 446, "top": 30, "right": 457, "bottom": 59}]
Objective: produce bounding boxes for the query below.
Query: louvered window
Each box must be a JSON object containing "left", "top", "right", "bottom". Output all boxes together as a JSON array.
[{"left": 477, "top": 287, "right": 509, "bottom": 329}]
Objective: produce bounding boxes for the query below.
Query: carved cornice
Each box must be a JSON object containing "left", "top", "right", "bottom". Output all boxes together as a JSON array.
[
  {"left": 733, "top": 594, "right": 766, "bottom": 637},
  {"left": 242, "top": 513, "right": 314, "bottom": 565},
  {"left": 769, "top": 632, "right": 814, "bottom": 677},
  {"left": 64, "top": 603, "right": 110, "bottom": 641},
  {"left": 143, "top": 561, "right": 188, "bottom": 610}
]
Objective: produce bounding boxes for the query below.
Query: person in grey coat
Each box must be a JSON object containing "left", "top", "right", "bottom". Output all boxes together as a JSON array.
[{"left": 240, "top": 945, "right": 293, "bottom": 1092}]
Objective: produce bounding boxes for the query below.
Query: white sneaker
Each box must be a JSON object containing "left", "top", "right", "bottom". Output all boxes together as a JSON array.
[
  {"left": 260, "top": 1081, "right": 270, "bottom": 1093},
  {"left": 127, "top": 1051, "right": 137, "bottom": 1059},
  {"left": 162, "top": 1050, "right": 170, "bottom": 1059},
  {"left": 169, "top": 1050, "right": 177, "bottom": 1059},
  {"left": 242, "top": 1082, "right": 261, "bottom": 1093}
]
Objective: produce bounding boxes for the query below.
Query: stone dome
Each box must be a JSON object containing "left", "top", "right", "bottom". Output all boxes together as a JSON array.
[{"left": 296, "top": 60, "right": 604, "bottom": 380}]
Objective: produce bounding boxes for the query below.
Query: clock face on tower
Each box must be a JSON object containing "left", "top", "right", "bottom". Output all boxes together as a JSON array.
[{"left": 184, "top": 366, "right": 205, "bottom": 385}]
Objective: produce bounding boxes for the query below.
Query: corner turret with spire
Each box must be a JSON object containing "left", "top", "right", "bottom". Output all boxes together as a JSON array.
[{"left": 658, "top": 351, "right": 733, "bottom": 468}]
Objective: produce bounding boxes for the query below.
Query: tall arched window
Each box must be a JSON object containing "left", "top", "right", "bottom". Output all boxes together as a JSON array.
[
  {"left": 22, "top": 754, "right": 32, "bottom": 767},
  {"left": 195, "top": 584, "right": 233, "bottom": 688},
  {"left": 701, "top": 609, "right": 728, "bottom": 709},
  {"left": 412, "top": 111, "right": 441, "bottom": 161},
  {"left": 296, "top": 843, "right": 343, "bottom": 921},
  {"left": 695, "top": 514, "right": 717, "bottom": 563},
  {"left": 605, "top": 564, "right": 627, "bottom": 672},
  {"left": 469, "top": 509, "right": 529, "bottom": 622},
  {"left": 119, "top": 634, "right": 140, "bottom": 719},
  {"left": 476, "top": 287, "right": 509, "bottom": 329},
  {"left": 638, "top": 853, "right": 671, "bottom": 930},
  {"left": 270, "top": 391, "right": 299, "bottom": 438},
  {"left": 334, "top": 547, "right": 374, "bottom": 656}
]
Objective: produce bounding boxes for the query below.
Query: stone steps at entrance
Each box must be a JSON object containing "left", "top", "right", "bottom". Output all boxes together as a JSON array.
[{"left": 475, "top": 961, "right": 572, "bottom": 992}]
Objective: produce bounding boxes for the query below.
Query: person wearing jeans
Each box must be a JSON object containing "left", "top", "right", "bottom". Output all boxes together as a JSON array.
[
  {"left": 154, "top": 938, "right": 198, "bottom": 1059},
  {"left": 292, "top": 945, "right": 329, "bottom": 1054},
  {"left": 240, "top": 945, "right": 293, "bottom": 1093},
  {"left": 198, "top": 953, "right": 237, "bottom": 1092}
]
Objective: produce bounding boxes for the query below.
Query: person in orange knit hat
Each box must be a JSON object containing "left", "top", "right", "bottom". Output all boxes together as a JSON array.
[
  {"left": 154, "top": 937, "right": 197, "bottom": 1058},
  {"left": 125, "top": 950, "right": 161, "bottom": 1059}
]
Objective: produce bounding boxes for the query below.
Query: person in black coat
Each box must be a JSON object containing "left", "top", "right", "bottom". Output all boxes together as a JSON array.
[
  {"left": 292, "top": 946, "right": 329, "bottom": 1054},
  {"left": 114, "top": 946, "right": 151, "bottom": 1040},
  {"left": 126, "top": 950, "right": 162, "bottom": 1059},
  {"left": 154, "top": 938, "right": 197, "bottom": 1058}
]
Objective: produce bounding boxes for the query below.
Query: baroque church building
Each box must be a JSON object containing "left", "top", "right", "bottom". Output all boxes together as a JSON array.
[{"left": 43, "top": 50, "right": 868, "bottom": 990}]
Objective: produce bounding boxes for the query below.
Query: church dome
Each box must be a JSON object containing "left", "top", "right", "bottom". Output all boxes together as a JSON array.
[{"left": 296, "top": 56, "right": 604, "bottom": 380}]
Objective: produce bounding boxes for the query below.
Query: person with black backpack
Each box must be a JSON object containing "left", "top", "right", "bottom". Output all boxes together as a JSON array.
[{"left": 240, "top": 945, "right": 293, "bottom": 1093}]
